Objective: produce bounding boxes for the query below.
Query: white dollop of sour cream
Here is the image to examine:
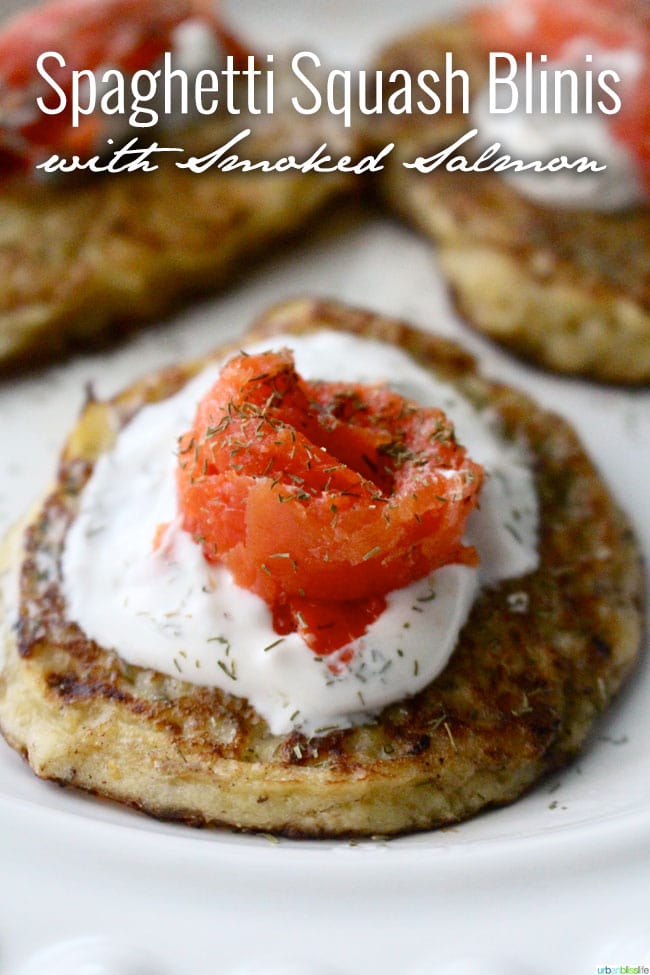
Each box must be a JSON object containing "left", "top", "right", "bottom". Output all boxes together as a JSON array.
[
  {"left": 472, "top": 45, "right": 646, "bottom": 211},
  {"left": 62, "top": 331, "right": 538, "bottom": 736}
]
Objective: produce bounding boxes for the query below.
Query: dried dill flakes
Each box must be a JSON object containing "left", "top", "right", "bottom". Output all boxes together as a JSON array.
[
  {"left": 598, "top": 733, "right": 629, "bottom": 746},
  {"left": 428, "top": 713, "right": 447, "bottom": 734},
  {"left": 548, "top": 800, "right": 568, "bottom": 811},
  {"left": 208, "top": 635, "right": 231, "bottom": 656},
  {"left": 217, "top": 658, "right": 237, "bottom": 681},
  {"left": 511, "top": 692, "right": 533, "bottom": 717},
  {"left": 362, "top": 545, "right": 381, "bottom": 561},
  {"left": 268, "top": 552, "right": 298, "bottom": 572},
  {"left": 416, "top": 587, "right": 436, "bottom": 603},
  {"left": 261, "top": 833, "right": 280, "bottom": 845},
  {"left": 263, "top": 637, "right": 285, "bottom": 653},
  {"left": 314, "top": 724, "right": 339, "bottom": 736},
  {"left": 504, "top": 521, "right": 524, "bottom": 544},
  {"left": 443, "top": 722, "right": 457, "bottom": 751}
]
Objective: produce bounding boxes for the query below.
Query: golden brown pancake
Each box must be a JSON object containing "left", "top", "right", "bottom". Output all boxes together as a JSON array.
[
  {"left": 0, "top": 80, "right": 355, "bottom": 371},
  {"left": 371, "top": 20, "right": 650, "bottom": 385},
  {"left": 0, "top": 298, "right": 643, "bottom": 836}
]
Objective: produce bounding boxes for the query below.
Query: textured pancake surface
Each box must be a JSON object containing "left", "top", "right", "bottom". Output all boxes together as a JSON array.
[
  {"left": 0, "top": 299, "right": 644, "bottom": 837},
  {"left": 372, "top": 21, "right": 650, "bottom": 385},
  {"left": 0, "top": 87, "right": 353, "bottom": 371}
]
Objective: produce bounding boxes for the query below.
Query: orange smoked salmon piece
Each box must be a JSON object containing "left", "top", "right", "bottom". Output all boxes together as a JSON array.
[
  {"left": 470, "top": 0, "right": 650, "bottom": 192},
  {"left": 177, "top": 350, "right": 483, "bottom": 655}
]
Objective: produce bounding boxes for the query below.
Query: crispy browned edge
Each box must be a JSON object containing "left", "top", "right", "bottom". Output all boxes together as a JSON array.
[
  {"left": 0, "top": 297, "right": 645, "bottom": 837},
  {"left": 370, "top": 20, "right": 650, "bottom": 385}
]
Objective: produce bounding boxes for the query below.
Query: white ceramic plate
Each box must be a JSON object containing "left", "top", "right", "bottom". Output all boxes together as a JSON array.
[{"left": 1, "top": 2, "right": 649, "bottom": 973}]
